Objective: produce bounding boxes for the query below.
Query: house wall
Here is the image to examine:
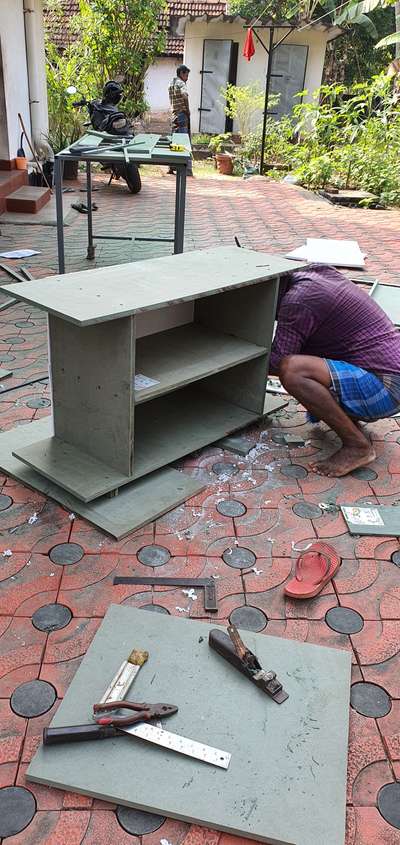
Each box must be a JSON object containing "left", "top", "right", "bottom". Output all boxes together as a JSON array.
[
  {"left": 0, "top": 0, "right": 31, "bottom": 159},
  {"left": 145, "top": 57, "right": 177, "bottom": 116},
  {"left": 0, "top": 0, "right": 48, "bottom": 161},
  {"left": 183, "top": 20, "right": 330, "bottom": 133}
]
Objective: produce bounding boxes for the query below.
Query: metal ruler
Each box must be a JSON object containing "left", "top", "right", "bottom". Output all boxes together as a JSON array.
[
  {"left": 123, "top": 722, "right": 231, "bottom": 769},
  {"left": 113, "top": 576, "right": 218, "bottom": 612}
]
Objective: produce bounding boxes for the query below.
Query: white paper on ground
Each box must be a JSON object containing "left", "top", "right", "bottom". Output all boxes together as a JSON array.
[
  {"left": 342, "top": 506, "right": 384, "bottom": 526},
  {"left": 134, "top": 373, "right": 160, "bottom": 390},
  {"left": 0, "top": 249, "right": 41, "bottom": 259},
  {"left": 266, "top": 377, "right": 288, "bottom": 395},
  {"left": 285, "top": 239, "right": 365, "bottom": 269}
]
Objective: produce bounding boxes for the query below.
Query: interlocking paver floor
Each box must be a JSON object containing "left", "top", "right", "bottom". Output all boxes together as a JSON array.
[{"left": 0, "top": 171, "right": 400, "bottom": 843}]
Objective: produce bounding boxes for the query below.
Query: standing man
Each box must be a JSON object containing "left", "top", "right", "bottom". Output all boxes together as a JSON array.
[
  {"left": 269, "top": 264, "right": 400, "bottom": 477},
  {"left": 168, "top": 64, "right": 193, "bottom": 176}
]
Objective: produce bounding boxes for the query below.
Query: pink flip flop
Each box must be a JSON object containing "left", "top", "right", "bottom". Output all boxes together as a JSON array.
[{"left": 284, "top": 541, "right": 341, "bottom": 599}]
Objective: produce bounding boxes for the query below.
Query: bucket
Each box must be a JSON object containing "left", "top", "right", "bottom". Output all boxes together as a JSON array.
[{"left": 15, "top": 156, "right": 28, "bottom": 171}]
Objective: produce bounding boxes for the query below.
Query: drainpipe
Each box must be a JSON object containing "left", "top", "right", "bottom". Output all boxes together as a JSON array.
[{"left": 23, "top": 0, "right": 48, "bottom": 147}]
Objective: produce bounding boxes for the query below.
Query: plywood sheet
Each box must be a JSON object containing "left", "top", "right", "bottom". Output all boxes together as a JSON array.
[
  {"left": 0, "top": 419, "right": 204, "bottom": 539},
  {"left": 27, "top": 606, "right": 351, "bottom": 845},
  {"left": 0, "top": 248, "right": 306, "bottom": 326}
]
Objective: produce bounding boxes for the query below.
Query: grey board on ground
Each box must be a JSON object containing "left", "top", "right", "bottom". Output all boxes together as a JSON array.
[
  {"left": 0, "top": 418, "right": 204, "bottom": 539},
  {"left": 370, "top": 283, "right": 400, "bottom": 327},
  {"left": 341, "top": 503, "right": 400, "bottom": 536},
  {"left": 0, "top": 368, "right": 12, "bottom": 379},
  {"left": 0, "top": 247, "right": 306, "bottom": 326},
  {"left": 27, "top": 605, "right": 351, "bottom": 845}
]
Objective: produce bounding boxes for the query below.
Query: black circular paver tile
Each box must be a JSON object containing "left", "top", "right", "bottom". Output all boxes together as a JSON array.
[
  {"left": 292, "top": 502, "right": 323, "bottom": 519},
  {"left": 32, "top": 603, "right": 72, "bottom": 632},
  {"left": 137, "top": 545, "right": 171, "bottom": 567},
  {"left": 0, "top": 493, "right": 13, "bottom": 511},
  {"left": 0, "top": 353, "right": 15, "bottom": 362},
  {"left": 350, "top": 467, "right": 378, "bottom": 480},
  {"left": 116, "top": 807, "right": 166, "bottom": 835},
  {"left": 222, "top": 546, "right": 256, "bottom": 569},
  {"left": 216, "top": 499, "right": 247, "bottom": 518},
  {"left": 391, "top": 551, "right": 400, "bottom": 568},
  {"left": 325, "top": 607, "right": 364, "bottom": 634},
  {"left": 378, "top": 783, "right": 400, "bottom": 830},
  {"left": 49, "top": 543, "right": 84, "bottom": 565},
  {"left": 0, "top": 786, "right": 36, "bottom": 838},
  {"left": 11, "top": 680, "right": 56, "bottom": 718},
  {"left": 351, "top": 682, "right": 391, "bottom": 718},
  {"left": 15, "top": 321, "right": 34, "bottom": 328},
  {"left": 281, "top": 465, "right": 308, "bottom": 479},
  {"left": 212, "top": 461, "right": 239, "bottom": 477},
  {"left": 3, "top": 336, "right": 25, "bottom": 345},
  {"left": 229, "top": 605, "right": 268, "bottom": 632},
  {"left": 26, "top": 397, "right": 51, "bottom": 409},
  {"left": 141, "top": 604, "right": 170, "bottom": 614}
]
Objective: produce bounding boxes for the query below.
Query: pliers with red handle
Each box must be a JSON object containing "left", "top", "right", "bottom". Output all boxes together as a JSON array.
[{"left": 93, "top": 700, "right": 178, "bottom": 727}]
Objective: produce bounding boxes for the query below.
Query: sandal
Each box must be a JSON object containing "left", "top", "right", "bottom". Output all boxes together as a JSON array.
[{"left": 284, "top": 541, "right": 341, "bottom": 599}]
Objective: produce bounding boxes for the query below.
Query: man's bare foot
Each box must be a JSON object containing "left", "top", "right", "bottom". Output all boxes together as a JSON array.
[{"left": 311, "top": 444, "right": 376, "bottom": 477}]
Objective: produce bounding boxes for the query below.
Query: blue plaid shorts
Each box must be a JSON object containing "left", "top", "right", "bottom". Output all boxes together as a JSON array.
[{"left": 325, "top": 359, "right": 400, "bottom": 421}]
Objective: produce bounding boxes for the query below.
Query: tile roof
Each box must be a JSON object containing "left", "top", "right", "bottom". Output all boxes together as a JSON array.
[{"left": 46, "top": 0, "right": 226, "bottom": 53}]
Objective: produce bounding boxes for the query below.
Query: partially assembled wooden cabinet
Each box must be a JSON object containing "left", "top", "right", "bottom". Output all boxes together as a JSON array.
[{"left": 0, "top": 247, "right": 302, "bottom": 534}]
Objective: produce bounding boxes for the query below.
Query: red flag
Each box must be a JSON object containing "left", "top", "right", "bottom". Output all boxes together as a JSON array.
[{"left": 243, "top": 28, "right": 255, "bottom": 61}]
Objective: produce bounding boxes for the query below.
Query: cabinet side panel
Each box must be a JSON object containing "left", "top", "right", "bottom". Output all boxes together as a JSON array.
[
  {"left": 49, "top": 315, "right": 133, "bottom": 476},
  {"left": 194, "top": 279, "right": 279, "bottom": 414},
  {"left": 194, "top": 278, "right": 279, "bottom": 348}
]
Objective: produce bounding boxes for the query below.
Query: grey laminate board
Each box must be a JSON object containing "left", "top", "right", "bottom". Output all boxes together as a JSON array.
[
  {"left": 341, "top": 504, "right": 400, "bottom": 536},
  {"left": 0, "top": 368, "right": 12, "bottom": 379},
  {"left": 27, "top": 605, "right": 351, "bottom": 845},
  {"left": 0, "top": 419, "right": 204, "bottom": 539},
  {"left": 135, "top": 324, "right": 267, "bottom": 404},
  {"left": 133, "top": 386, "right": 258, "bottom": 479},
  {"left": 0, "top": 248, "right": 305, "bottom": 327},
  {"left": 50, "top": 314, "right": 134, "bottom": 474},
  {"left": 262, "top": 394, "right": 290, "bottom": 415},
  {"left": 370, "top": 283, "right": 400, "bottom": 327},
  {"left": 195, "top": 271, "right": 278, "bottom": 415},
  {"left": 13, "top": 435, "right": 132, "bottom": 502}
]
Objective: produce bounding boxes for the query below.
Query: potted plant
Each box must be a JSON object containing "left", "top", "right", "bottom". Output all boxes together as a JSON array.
[
  {"left": 208, "top": 133, "right": 234, "bottom": 175},
  {"left": 191, "top": 133, "right": 212, "bottom": 160}
]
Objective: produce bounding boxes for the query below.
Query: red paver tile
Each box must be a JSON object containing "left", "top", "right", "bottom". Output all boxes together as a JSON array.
[
  {"left": 347, "top": 710, "right": 388, "bottom": 804},
  {"left": 0, "top": 553, "right": 61, "bottom": 616},
  {"left": 351, "top": 622, "right": 400, "bottom": 698},
  {"left": 0, "top": 699, "right": 26, "bottom": 770},
  {"left": 378, "top": 700, "right": 400, "bottom": 761},
  {"left": 0, "top": 617, "right": 45, "bottom": 692},
  {"left": 4, "top": 809, "right": 90, "bottom": 844},
  {"left": 21, "top": 700, "right": 60, "bottom": 764},
  {"left": 182, "top": 825, "right": 221, "bottom": 845},
  {"left": 334, "top": 558, "right": 400, "bottom": 620},
  {"left": 43, "top": 618, "right": 101, "bottom": 664},
  {"left": 346, "top": 806, "right": 400, "bottom": 844}
]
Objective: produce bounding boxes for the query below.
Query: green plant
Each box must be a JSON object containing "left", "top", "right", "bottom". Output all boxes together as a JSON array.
[
  {"left": 221, "top": 82, "right": 270, "bottom": 137},
  {"left": 208, "top": 133, "right": 234, "bottom": 154},
  {"left": 192, "top": 133, "right": 212, "bottom": 146},
  {"left": 45, "top": 40, "right": 85, "bottom": 152}
]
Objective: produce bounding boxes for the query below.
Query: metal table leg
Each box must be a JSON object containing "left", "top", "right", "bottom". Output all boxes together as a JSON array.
[
  {"left": 54, "top": 157, "right": 65, "bottom": 274},
  {"left": 86, "top": 161, "right": 95, "bottom": 261},
  {"left": 174, "top": 164, "right": 187, "bottom": 254}
]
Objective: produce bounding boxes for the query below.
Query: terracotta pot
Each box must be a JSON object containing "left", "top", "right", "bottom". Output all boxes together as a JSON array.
[
  {"left": 15, "top": 156, "right": 28, "bottom": 171},
  {"left": 215, "top": 153, "right": 233, "bottom": 176}
]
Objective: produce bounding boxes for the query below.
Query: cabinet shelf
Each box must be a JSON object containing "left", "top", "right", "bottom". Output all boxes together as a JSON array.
[
  {"left": 133, "top": 385, "right": 259, "bottom": 479},
  {"left": 134, "top": 324, "right": 267, "bottom": 404}
]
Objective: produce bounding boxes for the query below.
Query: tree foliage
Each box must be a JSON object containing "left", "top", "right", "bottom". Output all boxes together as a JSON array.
[{"left": 74, "top": 0, "right": 167, "bottom": 117}]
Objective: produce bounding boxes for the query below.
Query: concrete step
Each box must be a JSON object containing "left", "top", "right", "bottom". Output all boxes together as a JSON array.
[
  {"left": 0, "top": 170, "right": 29, "bottom": 214},
  {"left": 0, "top": 159, "right": 16, "bottom": 171},
  {"left": 5, "top": 185, "right": 51, "bottom": 214}
]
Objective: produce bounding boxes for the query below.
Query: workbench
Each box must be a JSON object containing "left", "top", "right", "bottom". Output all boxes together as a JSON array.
[
  {"left": 54, "top": 131, "right": 192, "bottom": 273},
  {"left": 0, "top": 247, "right": 303, "bottom": 537}
]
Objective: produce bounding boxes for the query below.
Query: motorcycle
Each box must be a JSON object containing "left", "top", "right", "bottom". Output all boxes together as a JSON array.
[{"left": 69, "top": 82, "right": 142, "bottom": 194}]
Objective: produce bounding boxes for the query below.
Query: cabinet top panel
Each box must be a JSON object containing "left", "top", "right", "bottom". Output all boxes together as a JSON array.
[{"left": 0, "top": 247, "right": 305, "bottom": 327}]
